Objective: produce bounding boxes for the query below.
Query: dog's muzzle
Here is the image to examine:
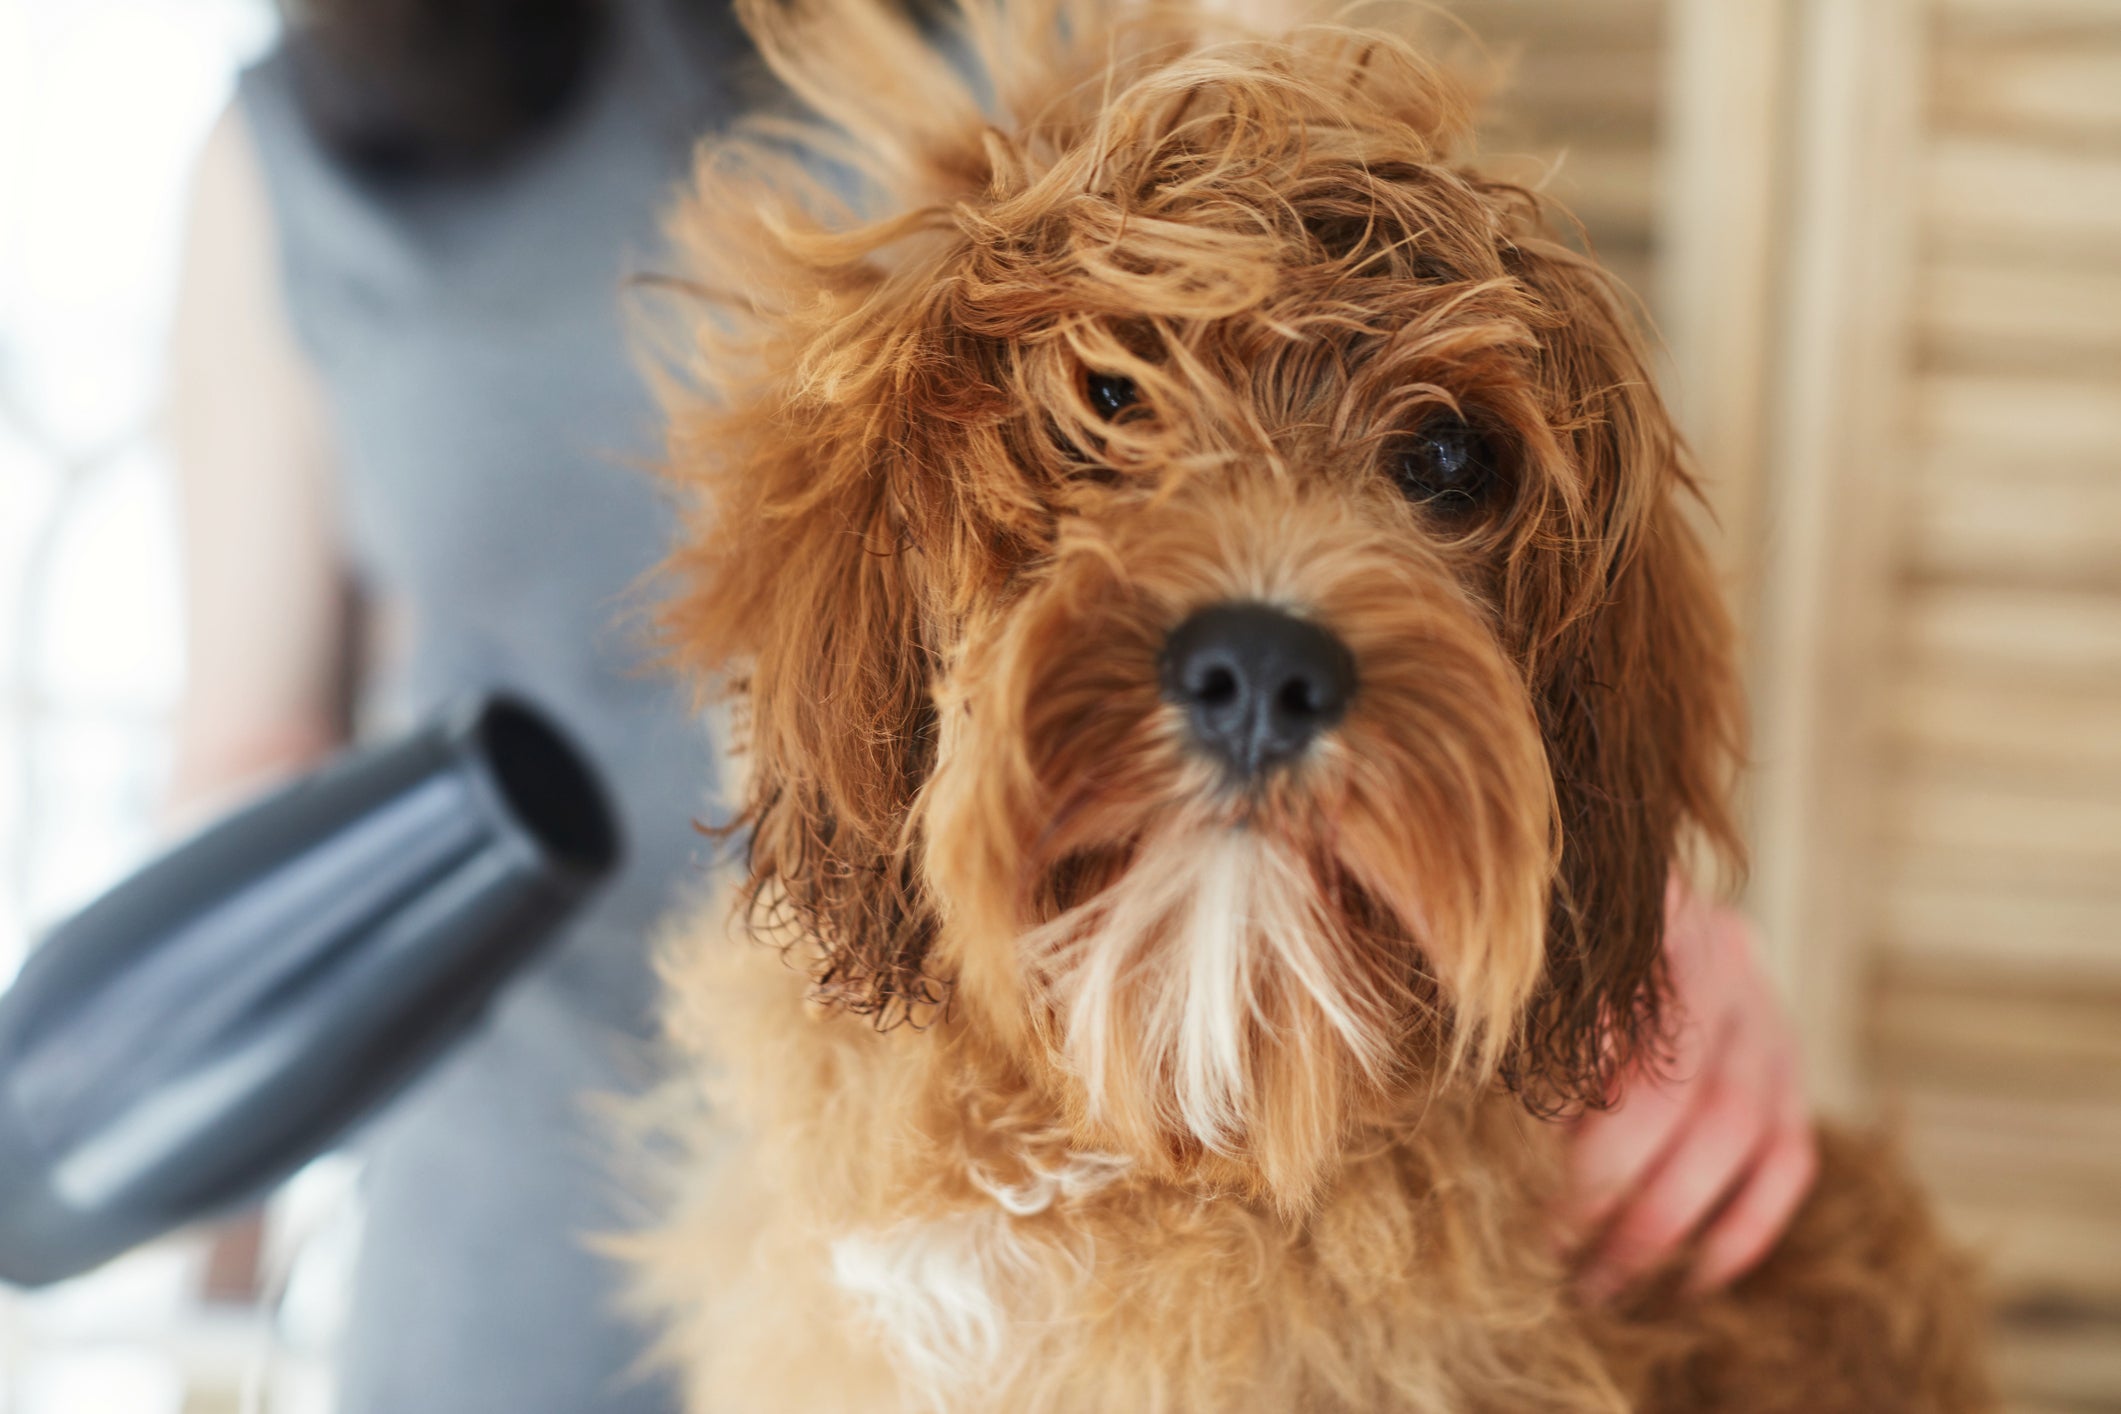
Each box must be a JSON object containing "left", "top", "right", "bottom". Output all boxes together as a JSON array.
[{"left": 1160, "top": 602, "right": 1356, "bottom": 778}]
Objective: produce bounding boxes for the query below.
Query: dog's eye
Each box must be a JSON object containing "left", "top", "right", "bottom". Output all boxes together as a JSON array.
[
  {"left": 1086, "top": 373, "right": 1139, "bottom": 421},
  {"left": 1389, "top": 415, "right": 1495, "bottom": 510}
]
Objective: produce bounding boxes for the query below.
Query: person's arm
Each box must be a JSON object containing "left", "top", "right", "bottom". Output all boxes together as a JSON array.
[
  {"left": 167, "top": 101, "right": 349, "bottom": 823},
  {"left": 1554, "top": 877, "right": 1819, "bottom": 1298}
]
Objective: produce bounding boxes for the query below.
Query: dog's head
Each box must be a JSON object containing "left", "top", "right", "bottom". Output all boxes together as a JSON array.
[{"left": 661, "top": 0, "right": 1744, "bottom": 1206}]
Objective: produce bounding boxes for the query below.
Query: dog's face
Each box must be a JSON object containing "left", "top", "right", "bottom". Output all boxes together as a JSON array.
[{"left": 662, "top": 0, "right": 1742, "bottom": 1206}]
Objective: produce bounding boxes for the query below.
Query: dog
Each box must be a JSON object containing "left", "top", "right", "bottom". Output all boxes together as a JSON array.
[{"left": 631, "top": 0, "right": 1992, "bottom": 1407}]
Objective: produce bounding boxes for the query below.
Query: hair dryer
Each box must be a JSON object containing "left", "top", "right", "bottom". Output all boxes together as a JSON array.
[{"left": 0, "top": 696, "right": 620, "bottom": 1286}]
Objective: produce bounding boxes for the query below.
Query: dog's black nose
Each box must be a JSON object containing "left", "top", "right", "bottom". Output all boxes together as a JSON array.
[{"left": 1161, "top": 603, "right": 1356, "bottom": 777}]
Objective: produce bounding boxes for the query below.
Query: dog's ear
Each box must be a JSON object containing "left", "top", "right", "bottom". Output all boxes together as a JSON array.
[
  {"left": 660, "top": 400, "right": 953, "bottom": 1019},
  {"left": 654, "top": 187, "right": 1005, "bottom": 1021},
  {"left": 1495, "top": 227, "right": 1747, "bottom": 1111},
  {"left": 651, "top": 0, "right": 1079, "bottom": 1022}
]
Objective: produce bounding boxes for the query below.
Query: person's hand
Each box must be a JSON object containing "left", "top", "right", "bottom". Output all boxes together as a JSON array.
[{"left": 1554, "top": 877, "right": 1817, "bottom": 1301}]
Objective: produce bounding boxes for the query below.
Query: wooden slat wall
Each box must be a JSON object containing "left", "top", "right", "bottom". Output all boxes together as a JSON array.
[
  {"left": 1878, "top": 3, "right": 2121, "bottom": 1406},
  {"left": 1435, "top": 0, "right": 1668, "bottom": 310},
  {"left": 1454, "top": 1, "right": 2121, "bottom": 1409}
]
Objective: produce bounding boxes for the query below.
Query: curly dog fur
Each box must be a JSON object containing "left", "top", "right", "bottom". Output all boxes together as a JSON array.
[{"left": 631, "top": 0, "right": 1993, "bottom": 1407}]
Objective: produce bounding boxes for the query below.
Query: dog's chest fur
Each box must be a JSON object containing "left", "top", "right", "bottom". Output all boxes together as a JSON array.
[
  {"left": 641, "top": 925, "right": 1629, "bottom": 1414},
  {"left": 817, "top": 1141, "right": 1609, "bottom": 1412},
  {"left": 825, "top": 1148, "right": 1131, "bottom": 1396}
]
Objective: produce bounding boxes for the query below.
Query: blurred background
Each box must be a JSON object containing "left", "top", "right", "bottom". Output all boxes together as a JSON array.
[
  {"left": 0, "top": 0, "right": 2114, "bottom": 1411},
  {"left": 0, "top": 3, "right": 353, "bottom": 1411}
]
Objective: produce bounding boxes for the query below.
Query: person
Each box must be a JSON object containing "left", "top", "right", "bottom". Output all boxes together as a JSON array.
[
  {"left": 168, "top": 4, "right": 746, "bottom": 1411},
  {"left": 165, "top": 2, "right": 1814, "bottom": 1408}
]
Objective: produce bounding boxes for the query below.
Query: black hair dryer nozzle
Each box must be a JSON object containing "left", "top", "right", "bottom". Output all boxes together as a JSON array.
[{"left": 0, "top": 696, "right": 620, "bottom": 1286}]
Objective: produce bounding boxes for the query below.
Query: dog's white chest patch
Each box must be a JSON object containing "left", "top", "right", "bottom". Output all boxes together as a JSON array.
[
  {"left": 829, "top": 1150, "right": 1122, "bottom": 1398},
  {"left": 830, "top": 1210, "right": 1032, "bottom": 1397}
]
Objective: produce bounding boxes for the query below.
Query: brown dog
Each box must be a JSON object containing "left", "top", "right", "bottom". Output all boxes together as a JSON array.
[{"left": 633, "top": 1, "right": 1992, "bottom": 1407}]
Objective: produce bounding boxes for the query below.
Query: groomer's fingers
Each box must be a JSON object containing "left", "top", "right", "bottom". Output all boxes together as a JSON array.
[
  {"left": 1686, "top": 1085, "right": 1818, "bottom": 1293},
  {"left": 1554, "top": 1017, "right": 1723, "bottom": 1244},
  {"left": 1555, "top": 880, "right": 1720, "bottom": 1241},
  {"left": 1575, "top": 1030, "right": 1777, "bottom": 1301}
]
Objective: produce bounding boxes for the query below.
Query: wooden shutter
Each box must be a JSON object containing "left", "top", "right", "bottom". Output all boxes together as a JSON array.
[{"left": 1655, "top": 0, "right": 2121, "bottom": 1407}]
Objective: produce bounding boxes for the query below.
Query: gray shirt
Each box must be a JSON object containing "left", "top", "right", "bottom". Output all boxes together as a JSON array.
[{"left": 238, "top": 4, "right": 748, "bottom": 1408}]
